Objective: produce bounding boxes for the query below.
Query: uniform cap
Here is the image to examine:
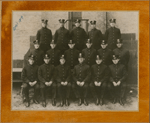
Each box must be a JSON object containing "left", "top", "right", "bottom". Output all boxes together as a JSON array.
[
  {"left": 101, "top": 40, "right": 107, "bottom": 45},
  {"left": 109, "top": 19, "right": 116, "bottom": 23},
  {"left": 86, "top": 39, "right": 92, "bottom": 44},
  {"left": 28, "top": 54, "right": 35, "bottom": 60},
  {"left": 78, "top": 53, "right": 84, "bottom": 58},
  {"left": 112, "top": 54, "right": 119, "bottom": 60},
  {"left": 90, "top": 20, "right": 96, "bottom": 25},
  {"left": 44, "top": 54, "right": 50, "bottom": 59},
  {"left": 60, "top": 54, "right": 65, "bottom": 59},
  {"left": 59, "top": 19, "right": 66, "bottom": 23},
  {"left": 75, "top": 19, "right": 81, "bottom": 23},
  {"left": 50, "top": 40, "right": 55, "bottom": 44},
  {"left": 41, "top": 19, "right": 48, "bottom": 24},
  {"left": 33, "top": 40, "right": 39, "bottom": 44},
  {"left": 68, "top": 40, "right": 75, "bottom": 44},
  {"left": 116, "top": 39, "right": 123, "bottom": 44},
  {"left": 96, "top": 55, "right": 102, "bottom": 60}
]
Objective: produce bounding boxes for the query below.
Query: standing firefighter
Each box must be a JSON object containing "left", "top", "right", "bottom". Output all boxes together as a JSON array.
[
  {"left": 105, "top": 19, "right": 121, "bottom": 50},
  {"left": 21, "top": 54, "right": 40, "bottom": 107},
  {"left": 28, "top": 40, "right": 44, "bottom": 66},
  {"left": 55, "top": 55, "right": 71, "bottom": 107},
  {"left": 38, "top": 54, "right": 56, "bottom": 107},
  {"left": 88, "top": 20, "right": 104, "bottom": 50},
  {"left": 36, "top": 19, "right": 52, "bottom": 53},
  {"left": 54, "top": 19, "right": 70, "bottom": 54},
  {"left": 113, "top": 39, "right": 130, "bottom": 70},
  {"left": 97, "top": 40, "right": 113, "bottom": 66},
  {"left": 70, "top": 19, "right": 88, "bottom": 52},
  {"left": 90, "top": 55, "right": 109, "bottom": 105},
  {"left": 108, "top": 55, "right": 128, "bottom": 105},
  {"left": 46, "top": 40, "right": 61, "bottom": 67},
  {"left": 72, "top": 53, "right": 91, "bottom": 106},
  {"left": 82, "top": 39, "right": 97, "bottom": 66}
]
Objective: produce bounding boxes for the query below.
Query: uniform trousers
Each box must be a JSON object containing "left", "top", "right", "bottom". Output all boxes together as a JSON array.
[
  {"left": 72, "top": 82, "right": 89, "bottom": 99},
  {"left": 107, "top": 81, "right": 127, "bottom": 98},
  {"left": 57, "top": 83, "right": 71, "bottom": 100},
  {"left": 40, "top": 82, "right": 57, "bottom": 101},
  {"left": 89, "top": 82, "right": 107, "bottom": 99},
  {"left": 22, "top": 82, "right": 40, "bottom": 102}
]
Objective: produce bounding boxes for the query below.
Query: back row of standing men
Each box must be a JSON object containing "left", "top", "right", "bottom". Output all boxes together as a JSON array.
[{"left": 22, "top": 18, "right": 130, "bottom": 107}]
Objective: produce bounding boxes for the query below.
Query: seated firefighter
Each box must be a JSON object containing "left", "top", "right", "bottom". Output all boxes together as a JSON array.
[
  {"left": 72, "top": 53, "right": 91, "bottom": 106},
  {"left": 90, "top": 55, "right": 109, "bottom": 106},
  {"left": 21, "top": 54, "right": 40, "bottom": 107},
  {"left": 38, "top": 54, "right": 57, "bottom": 107},
  {"left": 55, "top": 55, "right": 71, "bottom": 107},
  {"left": 108, "top": 54, "right": 128, "bottom": 105}
]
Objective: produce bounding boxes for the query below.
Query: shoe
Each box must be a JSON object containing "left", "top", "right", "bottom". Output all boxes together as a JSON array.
[
  {"left": 65, "top": 99, "right": 69, "bottom": 106},
  {"left": 33, "top": 99, "right": 39, "bottom": 104},
  {"left": 99, "top": 98, "right": 103, "bottom": 106},
  {"left": 42, "top": 101, "right": 46, "bottom": 107},
  {"left": 84, "top": 99, "right": 88, "bottom": 106},
  {"left": 25, "top": 101, "right": 30, "bottom": 107},
  {"left": 119, "top": 98, "right": 124, "bottom": 106},
  {"left": 96, "top": 98, "right": 99, "bottom": 105},
  {"left": 112, "top": 98, "right": 117, "bottom": 104},
  {"left": 52, "top": 99, "right": 56, "bottom": 106},
  {"left": 60, "top": 100, "right": 64, "bottom": 107},
  {"left": 78, "top": 98, "right": 82, "bottom": 106}
]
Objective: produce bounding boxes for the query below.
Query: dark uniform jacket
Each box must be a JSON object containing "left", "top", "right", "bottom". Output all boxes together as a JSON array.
[
  {"left": 105, "top": 27, "right": 121, "bottom": 50},
  {"left": 97, "top": 48, "right": 113, "bottom": 66},
  {"left": 55, "top": 64, "right": 71, "bottom": 83},
  {"left": 88, "top": 28, "right": 103, "bottom": 50},
  {"left": 91, "top": 64, "right": 109, "bottom": 83},
  {"left": 21, "top": 64, "right": 39, "bottom": 83},
  {"left": 46, "top": 48, "right": 61, "bottom": 66},
  {"left": 82, "top": 48, "right": 97, "bottom": 66},
  {"left": 64, "top": 48, "right": 79, "bottom": 69},
  {"left": 70, "top": 27, "right": 87, "bottom": 51},
  {"left": 73, "top": 63, "right": 91, "bottom": 83},
  {"left": 36, "top": 27, "right": 52, "bottom": 45},
  {"left": 54, "top": 27, "right": 70, "bottom": 52},
  {"left": 38, "top": 63, "right": 55, "bottom": 83},
  {"left": 109, "top": 63, "right": 127, "bottom": 83},
  {"left": 113, "top": 47, "right": 130, "bottom": 67},
  {"left": 29, "top": 48, "right": 44, "bottom": 66}
]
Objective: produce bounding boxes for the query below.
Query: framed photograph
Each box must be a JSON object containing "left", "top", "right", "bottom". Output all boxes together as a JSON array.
[{"left": 1, "top": 1, "right": 149, "bottom": 122}]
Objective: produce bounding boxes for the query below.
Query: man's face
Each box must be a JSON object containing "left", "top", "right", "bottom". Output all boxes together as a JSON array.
[
  {"left": 28, "top": 59, "right": 34, "bottom": 65},
  {"left": 116, "top": 43, "right": 123, "bottom": 48},
  {"left": 86, "top": 43, "right": 92, "bottom": 48},
  {"left": 60, "top": 23, "right": 65, "bottom": 27},
  {"left": 75, "top": 23, "right": 80, "bottom": 27},
  {"left": 34, "top": 44, "right": 40, "bottom": 49},
  {"left": 101, "top": 44, "right": 107, "bottom": 49},
  {"left": 78, "top": 58, "right": 84, "bottom": 63},
  {"left": 91, "top": 24, "right": 96, "bottom": 29},
  {"left": 96, "top": 59, "right": 102, "bottom": 64},
  {"left": 110, "top": 22, "right": 116, "bottom": 27},
  {"left": 42, "top": 22, "right": 46, "bottom": 28},
  {"left": 50, "top": 44, "right": 56, "bottom": 49},
  {"left": 60, "top": 59, "right": 65, "bottom": 65},
  {"left": 68, "top": 44, "right": 75, "bottom": 49},
  {"left": 112, "top": 59, "right": 119, "bottom": 64},
  {"left": 44, "top": 59, "right": 50, "bottom": 64}
]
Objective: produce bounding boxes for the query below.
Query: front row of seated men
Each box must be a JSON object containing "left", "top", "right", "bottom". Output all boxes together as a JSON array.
[{"left": 22, "top": 50, "right": 127, "bottom": 107}]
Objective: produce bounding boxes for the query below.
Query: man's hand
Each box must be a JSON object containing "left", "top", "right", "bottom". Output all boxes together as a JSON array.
[
  {"left": 77, "top": 81, "right": 80, "bottom": 86},
  {"left": 94, "top": 81, "right": 98, "bottom": 86},
  {"left": 80, "top": 82, "right": 85, "bottom": 87},
  {"left": 113, "top": 82, "right": 117, "bottom": 87},
  {"left": 29, "top": 82, "right": 33, "bottom": 86},
  {"left": 45, "top": 82, "right": 49, "bottom": 86},
  {"left": 98, "top": 82, "right": 102, "bottom": 86},
  {"left": 61, "top": 82, "right": 65, "bottom": 86},
  {"left": 64, "top": 81, "right": 68, "bottom": 86},
  {"left": 117, "top": 81, "right": 121, "bottom": 86}
]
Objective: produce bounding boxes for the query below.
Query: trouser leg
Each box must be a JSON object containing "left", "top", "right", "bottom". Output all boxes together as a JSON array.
[
  {"left": 120, "top": 82, "right": 127, "bottom": 98},
  {"left": 89, "top": 83, "right": 98, "bottom": 99},
  {"left": 40, "top": 83, "right": 46, "bottom": 101},
  {"left": 66, "top": 83, "right": 71, "bottom": 99},
  {"left": 107, "top": 82, "right": 115, "bottom": 98},
  {"left": 83, "top": 83, "right": 88, "bottom": 98},
  {"left": 72, "top": 83, "right": 80, "bottom": 98},
  {"left": 51, "top": 83, "right": 57, "bottom": 99},
  {"left": 57, "top": 83, "right": 64, "bottom": 100},
  {"left": 100, "top": 82, "right": 107, "bottom": 99},
  {"left": 22, "top": 83, "right": 30, "bottom": 102},
  {"left": 33, "top": 83, "right": 40, "bottom": 100}
]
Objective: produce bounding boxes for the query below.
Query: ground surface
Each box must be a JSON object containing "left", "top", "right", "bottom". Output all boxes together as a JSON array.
[{"left": 12, "top": 83, "right": 138, "bottom": 111}]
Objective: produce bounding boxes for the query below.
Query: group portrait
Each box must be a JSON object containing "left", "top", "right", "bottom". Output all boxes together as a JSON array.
[{"left": 12, "top": 11, "right": 138, "bottom": 111}]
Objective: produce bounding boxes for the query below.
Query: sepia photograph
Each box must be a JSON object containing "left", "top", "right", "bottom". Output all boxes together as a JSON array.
[{"left": 12, "top": 11, "right": 138, "bottom": 111}]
